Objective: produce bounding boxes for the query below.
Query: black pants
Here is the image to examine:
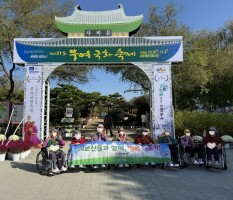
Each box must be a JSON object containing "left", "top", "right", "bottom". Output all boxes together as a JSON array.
[
  {"left": 105, "top": 123, "right": 113, "bottom": 136},
  {"left": 169, "top": 145, "right": 178, "bottom": 164}
]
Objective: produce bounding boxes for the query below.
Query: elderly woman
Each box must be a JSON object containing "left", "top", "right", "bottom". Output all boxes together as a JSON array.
[{"left": 42, "top": 129, "right": 67, "bottom": 173}]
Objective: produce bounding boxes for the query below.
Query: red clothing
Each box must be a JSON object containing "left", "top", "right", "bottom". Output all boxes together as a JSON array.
[
  {"left": 134, "top": 135, "right": 154, "bottom": 144},
  {"left": 24, "top": 121, "right": 33, "bottom": 142},
  {"left": 71, "top": 137, "right": 86, "bottom": 145},
  {"left": 203, "top": 134, "right": 224, "bottom": 145}
]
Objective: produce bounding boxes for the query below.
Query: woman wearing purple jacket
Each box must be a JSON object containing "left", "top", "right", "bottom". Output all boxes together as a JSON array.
[{"left": 180, "top": 129, "right": 204, "bottom": 164}]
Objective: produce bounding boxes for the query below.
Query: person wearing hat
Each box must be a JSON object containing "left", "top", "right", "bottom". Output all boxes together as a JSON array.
[
  {"left": 113, "top": 127, "right": 128, "bottom": 142},
  {"left": 203, "top": 126, "right": 225, "bottom": 168},
  {"left": 42, "top": 129, "right": 67, "bottom": 173},
  {"left": 70, "top": 131, "right": 86, "bottom": 168},
  {"left": 112, "top": 127, "right": 129, "bottom": 168},
  {"left": 158, "top": 130, "right": 179, "bottom": 167},
  {"left": 180, "top": 129, "right": 199, "bottom": 165},
  {"left": 134, "top": 128, "right": 155, "bottom": 166}
]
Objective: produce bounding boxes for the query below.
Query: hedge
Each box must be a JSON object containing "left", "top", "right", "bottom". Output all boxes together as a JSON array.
[{"left": 174, "top": 110, "right": 233, "bottom": 137}]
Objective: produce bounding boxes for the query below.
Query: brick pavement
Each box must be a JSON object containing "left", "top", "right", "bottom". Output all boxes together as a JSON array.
[{"left": 0, "top": 143, "right": 233, "bottom": 200}]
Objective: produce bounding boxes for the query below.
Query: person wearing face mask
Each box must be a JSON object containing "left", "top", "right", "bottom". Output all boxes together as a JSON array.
[
  {"left": 134, "top": 128, "right": 155, "bottom": 166},
  {"left": 91, "top": 124, "right": 108, "bottom": 142},
  {"left": 70, "top": 131, "right": 86, "bottom": 169},
  {"left": 113, "top": 127, "right": 128, "bottom": 142},
  {"left": 158, "top": 130, "right": 179, "bottom": 167},
  {"left": 203, "top": 126, "right": 224, "bottom": 168},
  {"left": 90, "top": 124, "right": 108, "bottom": 169},
  {"left": 42, "top": 129, "right": 67, "bottom": 173},
  {"left": 180, "top": 129, "right": 199, "bottom": 165},
  {"left": 113, "top": 127, "right": 130, "bottom": 168}
]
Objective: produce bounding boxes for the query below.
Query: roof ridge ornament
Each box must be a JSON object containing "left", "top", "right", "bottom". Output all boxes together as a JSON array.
[{"left": 74, "top": 5, "right": 81, "bottom": 10}]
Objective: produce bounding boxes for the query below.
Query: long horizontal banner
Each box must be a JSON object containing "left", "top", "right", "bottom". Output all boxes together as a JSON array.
[
  {"left": 14, "top": 37, "right": 183, "bottom": 63},
  {"left": 67, "top": 141, "right": 171, "bottom": 166}
]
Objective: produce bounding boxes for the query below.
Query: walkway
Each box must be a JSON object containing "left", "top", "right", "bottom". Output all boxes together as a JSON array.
[{"left": 0, "top": 143, "right": 233, "bottom": 200}]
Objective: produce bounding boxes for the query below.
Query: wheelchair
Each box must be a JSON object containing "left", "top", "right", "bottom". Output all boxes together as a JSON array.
[
  {"left": 36, "top": 147, "right": 66, "bottom": 176},
  {"left": 203, "top": 145, "right": 227, "bottom": 170},
  {"left": 179, "top": 145, "right": 205, "bottom": 168}
]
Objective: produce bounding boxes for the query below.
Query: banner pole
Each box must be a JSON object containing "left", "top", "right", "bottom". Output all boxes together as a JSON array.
[
  {"left": 1, "top": 108, "right": 15, "bottom": 145},
  {"left": 5, "top": 111, "right": 28, "bottom": 146}
]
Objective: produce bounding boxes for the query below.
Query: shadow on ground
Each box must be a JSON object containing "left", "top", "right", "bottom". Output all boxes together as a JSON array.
[{"left": 10, "top": 161, "right": 38, "bottom": 174}]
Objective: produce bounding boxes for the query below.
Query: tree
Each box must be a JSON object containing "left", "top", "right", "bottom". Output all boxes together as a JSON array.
[
  {"left": 103, "top": 3, "right": 190, "bottom": 93},
  {"left": 0, "top": 0, "right": 93, "bottom": 126}
]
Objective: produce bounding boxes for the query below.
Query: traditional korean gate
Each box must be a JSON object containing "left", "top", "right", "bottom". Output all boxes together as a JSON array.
[{"left": 13, "top": 5, "right": 183, "bottom": 140}]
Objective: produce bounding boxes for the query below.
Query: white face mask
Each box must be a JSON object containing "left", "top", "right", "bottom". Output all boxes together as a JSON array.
[
  {"left": 97, "top": 128, "right": 104, "bottom": 133},
  {"left": 185, "top": 133, "right": 191, "bottom": 137},
  {"left": 164, "top": 132, "right": 170, "bottom": 136},
  {"left": 119, "top": 131, "right": 124, "bottom": 135},
  {"left": 209, "top": 131, "right": 215, "bottom": 136},
  {"left": 142, "top": 132, "right": 148, "bottom": 136}
]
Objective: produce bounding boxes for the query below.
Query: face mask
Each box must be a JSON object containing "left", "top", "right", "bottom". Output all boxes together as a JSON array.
[
  {"left": 209, "top": 131, "right": 215, "bottom": 136},
  {"left": 185, "top": 133, "right": 191, "bottom": 137},
  {"left": 164, "top": 132, "right": 170, "bottom": 136},
  {"left": 75, "top": 134, "right": 81, "bottom": 140},
  {"left": 119, "top": 131, "right": 124, "bottom": 135},
  {"left": 97, "top": 128, "right": 104, "bottom": 133},
  {"left": 142, "top": 132, "right": 148, "bottom": 136}
]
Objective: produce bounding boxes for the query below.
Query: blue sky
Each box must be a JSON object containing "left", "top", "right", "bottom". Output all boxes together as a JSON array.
[{"left": 15, "top": 0, "right": 233, "bottom": 100}]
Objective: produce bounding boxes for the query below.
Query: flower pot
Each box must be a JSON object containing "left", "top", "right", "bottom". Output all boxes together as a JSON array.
[
  {"left": 0, "top": 153, "right": 6, "bottom": 161},
  {"left": 224, "top": 143, "right": 230, "bottom": 149},
  {"left": 20, "top": 152, "right": 26, "bottom": 159},
  {"left": 12, "top": 153, "right": 20, "bottom": 161}
]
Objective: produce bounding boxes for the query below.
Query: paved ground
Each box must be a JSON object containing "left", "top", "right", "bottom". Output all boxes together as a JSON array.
[{"left": 0, "top": 141, "right": 233, "bottom": 200}]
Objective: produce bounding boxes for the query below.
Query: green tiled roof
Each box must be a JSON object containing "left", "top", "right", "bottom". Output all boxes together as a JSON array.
[{"left": 55, "top": 4, "right": 143, "bottom": 34}]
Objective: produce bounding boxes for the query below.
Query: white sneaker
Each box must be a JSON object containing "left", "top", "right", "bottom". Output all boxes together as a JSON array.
[
  {"left": 101, "top": 164, "right": 106, "bottom": 168},
  {"left": 144, "top": 162, "right": 149, "bottom": 166},
  {"left": 198, "top": 159, "right": 204, "bottom": 164},
  {"left": 119, "top": 164, "right": 123, "bottom": 168},
  {"left": 151, "top": 162, "right": 156, "bottom": 166},
  {"left": 193, "top": 160, "right": 199, "bottom": 165},
  {"left": 93, "top": 165, "right": 98, "bottom": 169},
  {"left": 124, "top": 164, "right": 129, "bottom": 167},
  {"left": 52, "top": 167, "right": 60, "bottom": 173},
  {"left": 79, "top": 165, "right": 85, "bottom": 168},
  {"left": 169, "top": 162, "right": 174, "bottom": 167},
  {"left": 61, "top": 166, "right": 67, "bottom": 172},
  {"left": 70, "top": 165, "right": 75, "bottom": 168}
]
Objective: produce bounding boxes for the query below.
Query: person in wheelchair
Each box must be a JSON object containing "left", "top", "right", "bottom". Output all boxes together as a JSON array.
[
  {"left": 70, "top": 131, "right": 86, "bottom": 168},
  {"left": 158, "top": 130, "right": 179, "bottom": 167},
  {"left": 180, "top": 129, "right": 204, "bottom": 165},
  {"left": 203, "top": 126, "right": 225, "bottom": 168},
  {"left": 134, "top": 128, "right": 155, "bottom": 166},
  {"left": 42, "top": 129, "right": 67, "bottom": 173}
]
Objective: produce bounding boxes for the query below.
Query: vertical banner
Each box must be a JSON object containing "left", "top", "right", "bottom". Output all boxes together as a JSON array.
[
  {"left": 24, "top": 66, "right": 42, "bottom": 141},
  {"left": 153, "top": 64, "right": 174, "bottom": 138}
]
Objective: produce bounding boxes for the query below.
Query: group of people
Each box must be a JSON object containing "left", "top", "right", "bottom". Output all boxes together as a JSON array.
[
  {"left": 158, "top": 126, "right": 225, "bottom": 168},
  {"left": 41, "top": 123, "right": 225, "bottom": 174}
]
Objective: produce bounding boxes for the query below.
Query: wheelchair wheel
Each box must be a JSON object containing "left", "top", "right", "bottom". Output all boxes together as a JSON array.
[
  {"left": 36, "top": 151, "right": 51, "bottom": 175},
  {"left": 221, "top": 147, "right": 227, "bottom": 170}
]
